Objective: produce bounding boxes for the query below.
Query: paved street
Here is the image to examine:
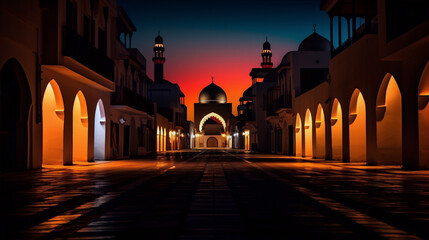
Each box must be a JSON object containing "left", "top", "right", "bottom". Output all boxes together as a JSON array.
[{"left": 1, "top": 150, "right": 429, "bottom": 239}]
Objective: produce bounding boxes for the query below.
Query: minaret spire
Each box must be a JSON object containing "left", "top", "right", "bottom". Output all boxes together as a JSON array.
[
  {"left": 153, "top": 33, "right": 165, "bottom": 82},
  {"left": 211, "top": 76, "right": 214, "bottom": 83},
  {"left": 313, "top": 24, "right": 317, "bottom": 32},
  {"left": 261, "top": 38, "right": 273, "bottom": 68}
]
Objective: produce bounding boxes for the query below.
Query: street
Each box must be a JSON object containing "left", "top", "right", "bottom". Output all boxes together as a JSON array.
[{"left": 1, "top": 150, "right": 428, "bottom": 239}]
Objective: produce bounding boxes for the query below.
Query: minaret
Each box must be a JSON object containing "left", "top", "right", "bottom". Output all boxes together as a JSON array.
[
  {"left": 153, "top": 33, "right": 165, "bottom": 82},
  {"left": 261, "top": 37, "right": 273, "bottom": 68}
]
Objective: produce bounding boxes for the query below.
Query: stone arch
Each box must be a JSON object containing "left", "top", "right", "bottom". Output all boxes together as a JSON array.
[
  {"left": 376, "top": 74, "right": 402, "bottom": 165},
  {"left": 42, "top": 79, "right": 64, "bottom": 165},
  {"left": 295, "top": 113, "right": 302, "bottom": 157},
  {"left": 331, "top": 98, "right": 343, "bottom": 160},
  {"left": 199, "top": 112, "right": 226, "bottom": 132},
  {"left": 419, "top": 61, "right": 429, "bottom": 167},
  {"left": 349, "top": 89, "right": 366, "bottom": 162},
  {"left": 0, "top": 59, "right": 32, "bottom": 170},
  {"left": 94, "top": 99, "right": 106, "bottom": 160},
  {"left": 304, "top": 109, "right": 313, "bottom": 157},
  {"left": 315, "top": 104, "right": 326, "bottom": 159},
  {"left": 73, "top": 91, "right": 88, "bottom": 162}
]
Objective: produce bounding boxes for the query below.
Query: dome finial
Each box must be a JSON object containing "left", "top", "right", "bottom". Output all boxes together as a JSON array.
[
  {"left": 313, "top": 24, "right": 317, "bottom": 33},
  {"left": 266, "top": 36, "right": 268, "bottom": 41},
  {"left": 211, "top": 76, "right": 214, "bottom": 83}
]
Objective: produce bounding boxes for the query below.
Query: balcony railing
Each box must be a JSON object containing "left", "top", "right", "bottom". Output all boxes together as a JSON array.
[
  {"left": 332, "top": 22, "right": 378, "bottom": 57},
  {"left": 111, "top": 86, "right": 154, "bottom": 114},
  {"left": 63, "top": 27, "right": 114, "bottom": 81}
]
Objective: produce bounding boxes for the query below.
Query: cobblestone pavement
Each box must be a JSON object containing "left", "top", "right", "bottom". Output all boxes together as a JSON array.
[{"left": 1, "top": 150, "right": 428, "bottom": 239}]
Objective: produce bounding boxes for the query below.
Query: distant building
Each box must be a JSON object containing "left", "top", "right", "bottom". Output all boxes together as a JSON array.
[
  {"left": 237, "top": 39, "right": 278, "bottom": 151},
  {"left": 110, "top": 7, "right": 155, "bottom": 159},
  {"left": 194, "top": 78, "right": 232, "bottom": 148},
  {"left": 149, "top": 34, "right": 189, "bottom": 151}
]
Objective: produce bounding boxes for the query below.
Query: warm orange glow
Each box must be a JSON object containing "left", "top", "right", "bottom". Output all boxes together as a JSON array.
[
  {"left": 304, "top": 109, "right": 313, "bottom": 157},
  {"left": 42, "top": 80, "right": 64, "bottom": 165},
  {"left": 349, "top": 89, "right": 366, "bottom": 162},
  {"left": 295, "top": 113, "right": 302, "bottom": 157},
  {"left": 73, "top": 91, "right": 88, "bottom": 162},
  {"left": 377, "top": 75, "right": 402, "bottom": 165},
  {"left": 315, "top": 104, "right": 325, "bottom": 159},
  {"left": 419, "top": 62, "right": 429, "bottom": 166},
  {"left": 331, "top": 98, "right": 343, "bottom": 160}
]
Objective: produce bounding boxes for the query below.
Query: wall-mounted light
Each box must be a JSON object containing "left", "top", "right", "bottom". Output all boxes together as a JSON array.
[{"left": 119, "top": 117, "right": 126, "bottom": 124}]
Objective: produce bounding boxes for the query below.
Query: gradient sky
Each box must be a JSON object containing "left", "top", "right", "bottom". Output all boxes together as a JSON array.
[{"left": 120, "top": 0, "right": 331, "bottom": 121}]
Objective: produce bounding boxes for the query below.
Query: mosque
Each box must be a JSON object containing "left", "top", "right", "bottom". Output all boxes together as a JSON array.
[{"left": 194, "top": 78, "right": 232, "bottom": 148}]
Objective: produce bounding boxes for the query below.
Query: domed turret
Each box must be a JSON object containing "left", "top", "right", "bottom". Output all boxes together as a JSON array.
[
  {"left": 155, "top": 34, "right": 163, "bottom": 44},
  {"left": 261, "top": 37, "right": 273, "bottom": 68},
  {"left": 199, "top": 78, "right": 227, "bottom": 104},
  {"left": 298, "top": 31, "right": 330, "bottom": 52}
]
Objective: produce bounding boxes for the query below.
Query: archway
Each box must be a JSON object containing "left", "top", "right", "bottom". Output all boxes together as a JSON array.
[
  {"left": 207, "top": 137, "right": 218, "bottom": 147},
  {"left": 42, "top": 80, "right": 64, "bottom": 165},
  {"left": 94, "top": 99, "right": 106, "bottom": 160},
  {"left": 419, "top": 62, "right": 429, "bottom": 166},
  {"left": 73, "top": 91, "right": 88, "bottom": 162},
  {"left": 331, "top": 98, "right": 343, "bottom": 160},
  {"left": 0, "top": 59, "right": 32, "bottom": 171},
  {"left": 304, "top": 109, "right": 313, "bottom": 157},
  {"left": 199, "top": 112, "right": 226, "bottom": 132},
  {"left": 349, "top": 89, "right": 366, "bottom": 162},
  {"left": 157, "top": 126, "right": 160, "bottom": 152},
  {"left": 295, "top": 113, "right": 302, "bottom": 157},
  {"left": 376, "top": 74, "right": 402, "bottom": 165},
  {"left": 315, "top": 104, "right": 325, "bottom": 159}
]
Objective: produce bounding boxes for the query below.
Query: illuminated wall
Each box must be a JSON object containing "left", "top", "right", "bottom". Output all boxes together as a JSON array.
[
  {"left": 94, "top": 99, "right": 106, "bottom": 160},
  {"left": 419, "top": 62, "right": 429, "bottom": 166},
  {"left": 349, "top": 90, "right": 366, "bottom": 162},
  {"left": 73, "top": 91, "right": 88, "bottom": 162},
  {"left": 377, "top": 75, "right": 402, "bottom": 165},
  {"left": 156, "top": 126, "right": 160, "bottom": 152},
  {"left": 295, "top": 113, "right": 302, "bottom": 157},
  {"left": 304, "top": 109, "right": 313, "bottom": 157},
  {"left": 42, "top": 80, "right": 64, "bottom": 165},
  {"left": 315, "top": 104, "right": 325, "bottom": 159},
  {"left": 331, "top": 98, "right": 343, "bottom": 160}
]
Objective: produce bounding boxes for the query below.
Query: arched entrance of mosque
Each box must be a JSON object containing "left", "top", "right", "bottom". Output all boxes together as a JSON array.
[
  {"left": 199, "top": 112, "right": 226, "bottom": 132},
  {"left": 295, "top": 113, "right": 302, "bottom": 157},
  {"left": 315, "top": 104, "right": 325, "bottom": 159},
  {"left": 207, "top": 137, "right": 218, "bottom": 147},
  {"left": 349, "top": 89, "right": 366, "bottom": 162},
  {"left": 73, "top": 91, "right": 88, "bottom": 162},
  {"left": 304, "top": 109, "right": 313, "bottom": 157},
  {"left": 419, "top": 61, "right": 429, "bottom": 167},
  {"left": 331, "top": 98, "right": 343, "bottom": 160},
  {"left": 94, "top": 99, "right": 106, "bottom": 160},
  {"left": 376, "top": 74, "right": 402, "bottom": 165},
  {"left": 43, "top": 80, "right": 64, "bottom": 165},
  {"left": 0, "top": 59, "right": 32, "bottom": 171}
]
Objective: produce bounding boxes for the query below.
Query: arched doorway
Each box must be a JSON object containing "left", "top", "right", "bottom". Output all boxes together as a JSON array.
[
  {"left": 349, "top": 89, "right": 366, "bottom": 162},
  {"left": 207, "top": 137, "right": 218, "bottom": 147},
  {"left": 199, "top": 112, "right": 226, "bottom": 132},
  {"left": 304, "top": 109, "right": 313, "bottom": 157},
  {"left": 331, "top": 98, "right": 343, "bottom": 160},
  {"left": 376, "top": 74, "right": 402, "bottom": 165},
  {"left": 94, "top": 99, "right": 106, "bottom": 160},
  {"left": 42, "top": 80, "right": 64, "bottom": 165},
  {"left": 73, "top": 91, "right": 88, "bottom": 162},
  {"left": 0, "top": 59, "right": 32, "bottom": 171},
  {"left": 315, "top": 104, "right": 325, "bottom": 159},
  {"left": 419, "top": 61, "right": 429, "bottom": 167},
  {"left": 295, "top": 113, "right": 302, "bottom": 157}
]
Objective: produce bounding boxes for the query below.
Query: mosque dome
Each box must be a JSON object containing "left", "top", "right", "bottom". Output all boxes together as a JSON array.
[
  {"left": 199, "top": 82, "right": 227, "bottom": 104},
  {"left": 298, "top": 32, "right": 330, "bottom": 52}
]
